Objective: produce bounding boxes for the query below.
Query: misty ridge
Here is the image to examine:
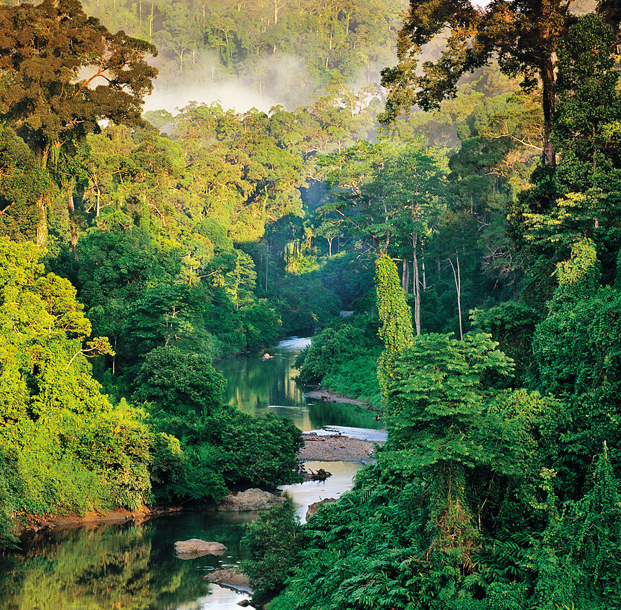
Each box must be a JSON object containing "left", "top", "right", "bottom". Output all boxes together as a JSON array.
[
  {"left": 144, "top": 51, "right": 340, "bottom": 115},
  {"left": 80, "top": 0, "right": 405, "bottom": 118},
  {"left": 81, "top": 0, "right": 597, "bottom": 121}
]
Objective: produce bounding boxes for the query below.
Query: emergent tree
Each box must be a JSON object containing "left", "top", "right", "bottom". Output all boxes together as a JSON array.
[
  {"left": 380, "top": 0, "right": 621, "bottom": 167},
  {"left": 0, "top": 0, "right": 158, "bottom": 244}
]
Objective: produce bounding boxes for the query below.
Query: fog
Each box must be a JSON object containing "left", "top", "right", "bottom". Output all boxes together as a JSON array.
[
  {"left": 142, "top": 81, "right": 280, "bottom": 115},
  {"left": 143, "top": 50, "right": 329, "bottom": 116}
]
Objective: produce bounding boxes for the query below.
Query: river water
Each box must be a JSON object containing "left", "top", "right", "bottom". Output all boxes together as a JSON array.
[{"left": 0, "top": 338, "right": 385, "bottom": 610}]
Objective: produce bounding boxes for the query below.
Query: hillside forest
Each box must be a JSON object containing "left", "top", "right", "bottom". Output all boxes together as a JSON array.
[{"left": 1, "top": 0, "right": 621, "bottom": 608}]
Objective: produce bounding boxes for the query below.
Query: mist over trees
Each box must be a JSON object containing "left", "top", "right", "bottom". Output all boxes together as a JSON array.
[{"left": 79, "top": 0, "right": 407, "bottom": 111}]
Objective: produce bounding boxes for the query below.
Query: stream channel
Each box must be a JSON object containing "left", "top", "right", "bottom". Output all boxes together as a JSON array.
[{"left": 0, "top": 337, "right": 386, "bottom": 610}]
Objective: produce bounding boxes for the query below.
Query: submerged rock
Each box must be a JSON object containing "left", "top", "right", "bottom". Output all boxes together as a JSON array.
[
  {"left": 303, "top": 467, "right": 331, "bottom": 482},
  {"left": 174, "top": 538, "right": 227, "bottom": 558},
  {"left": 217, "top": 488, "right": 283, "bottom": 512},
  {"left": 205, "top": 567, "right": 252, "bottom": 592}
]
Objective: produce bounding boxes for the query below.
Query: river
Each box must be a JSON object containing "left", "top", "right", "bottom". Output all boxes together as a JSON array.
[{"left": 0, "top": 338, "right": 385, "bottom": 610}]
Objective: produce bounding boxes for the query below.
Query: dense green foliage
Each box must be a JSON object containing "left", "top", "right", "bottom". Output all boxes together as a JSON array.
[
  {"left": 2, "top": 3, "right": 621, "bottom": 608},
  {"left": 0, "top": 232, "right": 303, "bottom": 540},
  {"left": 266, "top": 9, "right": 621, "bottom": 610},
  {"left": 241, "top": 497, "right": 304, "bottom": 601},
  {"left": 375, "top": 254, "right": 414, "bottom": 401},
  {"left": 0, "top": 237, "right": 153, "bottom": 536}
]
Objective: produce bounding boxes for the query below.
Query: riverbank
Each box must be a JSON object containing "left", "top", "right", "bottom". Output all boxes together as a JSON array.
[
  {"left": 304, "top": 389, "right": 370, "bottom": 407},
  {"left": 298, "top": 433, "right": 381, "bottom": 462},
  {"left": 14, "top": 434, "right": 379, "bottom": 539},
  {"left": 17, "top": 505, "right": 183, "bottom": 536}
]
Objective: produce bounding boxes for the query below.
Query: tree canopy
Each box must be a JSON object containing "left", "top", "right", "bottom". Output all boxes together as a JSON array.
[
  {"left": 0, "top": 0, "right": 157, "bottom": 161},
  {"left": 380, "top": 0, "right": 621, "bottom": 165}
]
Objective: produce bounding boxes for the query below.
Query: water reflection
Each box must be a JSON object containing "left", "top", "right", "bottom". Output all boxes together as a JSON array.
[
  {"left": 218, "top": 337, "right": 383, "bottom": 432},
  {"left": 218, "top": 338, "right": 310, "bottom": 425},
  {"left": 0, "top": 514, "right": 252, "bottom": 610},
  {"left": 280, "top": 461, "right": 365, "bottom": 523},
  {"left": 0, "top": 469, "right": 366, "bottom": 610}
]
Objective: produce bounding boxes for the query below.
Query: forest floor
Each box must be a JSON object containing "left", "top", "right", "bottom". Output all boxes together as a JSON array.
[{"left": 298, "top": 433, "right": 381, "bottom": 462}]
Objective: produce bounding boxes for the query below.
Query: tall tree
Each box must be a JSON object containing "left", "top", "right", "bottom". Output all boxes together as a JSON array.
[
  {"left": 386, "top": 332, "right": 515, "bottom": 574},
  {"left": 0, "top": 0, "right": 158, "bottom": 244},
  {"left": 380, "top": 0, "right": 620, "bottom": 167},
  {"left": 511, "top": 14, "right": 621, "bottom": 291}
]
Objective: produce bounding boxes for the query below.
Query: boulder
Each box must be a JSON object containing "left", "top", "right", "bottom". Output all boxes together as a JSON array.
[
  {"left": 217, "top": 488, "right": 284, "bottom": 512},
  {"left": 306, "top": 498, "right": 336, "bottom": 520},
  {"left": 174, "top": 538, "right": 227, "bottom": 558},
  {"left": 205, "top": 567, "right": 252, "bottom": 592}
]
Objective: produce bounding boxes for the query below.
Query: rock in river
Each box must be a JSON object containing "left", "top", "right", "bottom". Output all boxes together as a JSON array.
[
  {"left": 205, "top": 567, "right": 252, "bottom": 592},
  {"left": 174, "top": 538, "right": 227, "bottom": 558},
  {"left": 216, "top": 488, "right": 283, "bottom": 512},
  {"left": 306, "top": 498, "right": 336, "bottom": 520}
]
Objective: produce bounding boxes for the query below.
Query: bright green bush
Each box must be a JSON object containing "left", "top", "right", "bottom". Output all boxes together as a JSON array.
[
  {"left": 295, "top": 316, "right": 381, "bottom": 386},
  {"left": 0, "top": 237, "right": 157, "bottom": 536}
]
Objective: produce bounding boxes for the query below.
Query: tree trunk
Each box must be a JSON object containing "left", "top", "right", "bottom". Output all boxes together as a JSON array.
[
  {"left": 36, "top": 146, "right": 50, "bottom": 246},
  {"left": 265, "top": 244, "right": 269, "bottom": 291},
  {"left": 70, "top": 217, "right": 78, "bottom": 261},
  {"left": 95, "top": 182, "right": 101, "bottom": 217},
  {"left": 541, "top": 54, "right": 556, "bottom": 166},
  {"left": 413, "top": 234, "right": 421, "bottom": 335},
  {"left": 35, "top": 195, "right": 48, "bottom": 247},
  {"left": 401, "top": 257, "right": 409, "bottom": 293},
  {"left": 449, "top": 254, "right": 463, "bottom": 340}
]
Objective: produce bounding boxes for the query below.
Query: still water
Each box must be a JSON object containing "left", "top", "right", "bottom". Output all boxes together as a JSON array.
[
  {"left": 0, "top": 338, "right": 384, "bottom": 610},
  {"left": 219, "top": 337, "right": 383, "bottom": 432}
]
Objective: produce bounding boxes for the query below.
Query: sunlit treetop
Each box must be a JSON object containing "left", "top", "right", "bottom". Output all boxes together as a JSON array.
[{"left": 0, "top": 0, "right": 158, "bottom": 163}]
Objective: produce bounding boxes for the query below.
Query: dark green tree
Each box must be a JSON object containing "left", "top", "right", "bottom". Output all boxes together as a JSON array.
[
  {"left": 241, "top": 497, "right": 304, "bottom": 602},
  {"left": 386, "top": 332, "right": 515, "bottom": 569},
  {"left": 381, "top": 0, "right": 621, "bottom": 166},
  {"left": 514, "top": 14, "right": 621, "bottom": 286},
  {"left": 0, "top": 126, "right": 52, "bottom": 241},
  {"left": 133, "top": 345, "right": 225, "bottom": 418},
  {"left": 533, "top": 239, "right": 621, "bottom": 485},
  {"left": 527, "top": 446, "right": 621, "bottom": 607}
]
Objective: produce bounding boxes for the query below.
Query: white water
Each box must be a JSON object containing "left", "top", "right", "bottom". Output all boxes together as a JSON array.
[
  {"left": 276, "top": 336, "right": 312, "bottom": 351},
  {"left": 309, "top": 426, "right": 387, "bottom": 443}
]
